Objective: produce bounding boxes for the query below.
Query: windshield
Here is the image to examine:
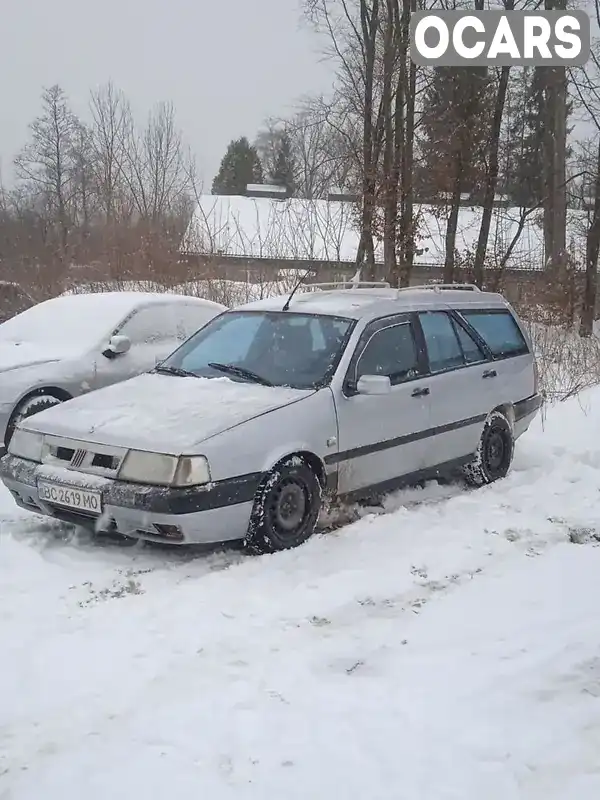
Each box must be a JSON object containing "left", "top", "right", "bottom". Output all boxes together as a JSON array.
[{"left": 160, "top": 310, "right": 355, "bottom": 390}]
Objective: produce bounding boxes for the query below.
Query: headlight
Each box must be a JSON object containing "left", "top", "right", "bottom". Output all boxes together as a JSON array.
[
  {"left": 172, "top": 456, "right": 211, "bottom": 487},
  {"left": 8, "top": 428, "right": 44, "bottom": 462},
  {"left": 118, "top": 451, "right": 211, "bottom": 487}
]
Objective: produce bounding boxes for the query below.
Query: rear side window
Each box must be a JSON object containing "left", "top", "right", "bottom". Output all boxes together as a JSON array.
[
  {"left": 418, "top": 311, "right": 464, "bottom": 372},
  {"left": 459, "top": 309, "right": 529, "bottom": 358},
  {"left": 453, "top": 321, "right": 486, "bottom": 364}
]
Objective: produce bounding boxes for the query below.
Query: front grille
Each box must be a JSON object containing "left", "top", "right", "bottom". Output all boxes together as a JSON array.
[
  {"left": 70, "top": 449, "right": 87, "bottom": 468},
  {"left": 55, "top": 446, "right": 75, "bottom": 462},
  {"left": 91, "top": 453, "right": 118, "bottom": 470},
  {"left": 42, "top": 436, "right": 127, "bottom": 478}
]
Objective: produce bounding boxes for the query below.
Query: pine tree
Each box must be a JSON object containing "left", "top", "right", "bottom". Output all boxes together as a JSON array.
[
  {"left": 417, "top": 67, "right": 493, "bottom": 200},
  {"left": 212, "top": 137, "right": 263, "bottom": 195},
  {"left": 506, "top": 68, "right": 572, "bottom": 208},
  {"left": 506, "top": 69, "right": 545, "bottom": 207},
  {"left": 270, "top": 132, "right": 296, "bottom": 194}
]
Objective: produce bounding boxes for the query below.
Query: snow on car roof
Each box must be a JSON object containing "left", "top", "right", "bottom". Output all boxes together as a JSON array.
[
  {"left": 0, "top": 291, "right": 226, "bottom": 350},
  {"left": 238, "top": 286, "right": 508, "bottom": 320},
  {"left": 57, "top": 290, "right": 225, "bottom": 310}
]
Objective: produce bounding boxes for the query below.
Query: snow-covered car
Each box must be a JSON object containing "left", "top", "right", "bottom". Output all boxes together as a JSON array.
[
  {"left": 0, "top": 291, "right": 226, "bottom": 452},
  {"left": 0, "top": 282, "right": 542, "bottom": 554},
  {"left": 0, "top": 281, "right": 35, "bottom": 323}
]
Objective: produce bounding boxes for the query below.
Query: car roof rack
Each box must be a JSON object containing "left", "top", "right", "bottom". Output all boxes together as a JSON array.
[
  {"left": 397, "top": 283, "right": 481, "bottom": 293},
  {"left": 302, "top": 281, "right": 391, "bottom": 291}
]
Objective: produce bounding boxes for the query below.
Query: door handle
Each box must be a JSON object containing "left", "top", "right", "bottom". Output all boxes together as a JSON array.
[
  {"left": 482, "top": 369, "right": 497, "bottom": 379},
  {"left": 411, "top": 387, "right": 430, "bottom": 397}
]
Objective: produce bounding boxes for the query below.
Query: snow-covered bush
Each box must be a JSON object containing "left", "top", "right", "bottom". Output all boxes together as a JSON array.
[{"left": 522, "top": 319, "right": 600, "bottom": 403}]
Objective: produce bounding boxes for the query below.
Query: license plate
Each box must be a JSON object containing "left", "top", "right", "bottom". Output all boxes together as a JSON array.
[{"left": 38, "top": 481, "right": 102, "bottom": 514}]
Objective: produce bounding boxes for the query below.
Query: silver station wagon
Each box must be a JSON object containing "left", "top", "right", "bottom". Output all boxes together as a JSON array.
[{"left": 0, "top": 282, "right": 542, "bottom": 554}]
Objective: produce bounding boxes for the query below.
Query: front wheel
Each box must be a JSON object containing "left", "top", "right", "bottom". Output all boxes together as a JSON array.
[
  {"left": 5, "top": 394, "right": 62, "bottom": 448},
  {"left": 463, "top": 410, "right": 514, "bottom": 487},
  {"left": 244, "top": 457, "right": 322, "bottom": 555}
]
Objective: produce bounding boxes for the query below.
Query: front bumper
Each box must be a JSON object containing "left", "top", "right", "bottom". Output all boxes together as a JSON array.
[{"left": 0, "top": 455, "right": 262, "bottom": 545}]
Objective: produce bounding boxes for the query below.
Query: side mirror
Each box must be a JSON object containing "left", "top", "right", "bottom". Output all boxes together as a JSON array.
[
  {"left": 102, "top": 334, "right": 131, "bottom": 359},
  {"left": 356, "top": 374, "right": 392, "bottom": 396}
]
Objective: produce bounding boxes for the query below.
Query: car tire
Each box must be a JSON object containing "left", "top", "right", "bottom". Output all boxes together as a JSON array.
[
  {"left": 244, "top": 457, "right": 322, "bottom": 555},
  {"left": 5, "top": 394, "right": 62, "bottom": 447},
  {"left": 463, "top": 410, "right": 514, "bottom": 488}
]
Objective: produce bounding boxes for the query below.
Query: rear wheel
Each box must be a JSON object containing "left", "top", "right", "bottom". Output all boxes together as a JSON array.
[
  {"left": 244, "top": 457, "right": 322, "bottom": 555},
  {"left": 5, "top": 394, "right": 62, "bottom": 448},
  {"left": 463, "top": 410, "right": 514, "bottom": 487}
]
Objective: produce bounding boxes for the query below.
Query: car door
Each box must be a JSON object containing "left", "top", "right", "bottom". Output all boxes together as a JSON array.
[
  {"left": 333, "top": 313, "right": 432, "bottom": 496},
  {"left": 454, "top": 306, "right": 536, "bottom": 408},
  {"left": 92, "top": 303, "right": 181, "bottom": 390},
  {"left": 415, "top": 309, "right": 493, "bottom": 470}
]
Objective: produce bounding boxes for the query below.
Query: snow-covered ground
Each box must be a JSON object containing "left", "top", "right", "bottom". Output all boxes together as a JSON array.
[{"left": 2, "top": 390, "right": 600, "bottom": 798}]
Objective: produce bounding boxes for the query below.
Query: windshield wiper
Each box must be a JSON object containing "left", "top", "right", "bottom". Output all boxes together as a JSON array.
[
  {"left": 153, "top": 365, "right": 198, "bottom": 378},
  {"left": 208, "top": 362, "right": 273, "bottom": 387}
]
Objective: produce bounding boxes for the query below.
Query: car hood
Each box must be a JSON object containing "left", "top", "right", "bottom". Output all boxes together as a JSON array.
[
  {"left": 22, "top": 372, "right": 315, "bottom": 454},
  {"left": 0, "top": 341, "right": 66, "bottom": 373}
]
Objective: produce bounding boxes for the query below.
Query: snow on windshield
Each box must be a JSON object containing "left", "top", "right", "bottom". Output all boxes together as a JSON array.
[{"left": 0, "top": 293, "right": 142, "bottom": 347}]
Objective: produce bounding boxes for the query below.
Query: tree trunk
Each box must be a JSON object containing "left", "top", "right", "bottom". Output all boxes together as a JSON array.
[
  {"left": 580, "top": 138, "right": 600, "bottom": 337},
  {"left": 357, "top": 0, "right": 380, "bottom": 281},
  {"left": 551, "top": 64, "right": 567, "bottom": 272},
  {"left": 539, "top": 69, "right": 554, "bottom": 265},
  {"left": 358, "top": 199, "right": 377, "bottom": 276},
  {"left": 382, "top": 0, "right": 397, "bottom": 284},
  {"left": 444, "top": 162, "right": 462, "bottom": 282},
  {"left": 398, "top": 0, "right": 416, "bottom": 287},
  {"left": 542, "top": 0, "right": 567, "bottom": 273},
  {"left": 473, "top": 65, "right": 510, "bottom": 287}
]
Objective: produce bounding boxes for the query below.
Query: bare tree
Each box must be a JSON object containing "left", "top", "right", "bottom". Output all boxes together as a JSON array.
[
  {"left": 14, "top": 85, "right": 80, "bottom": 261},
  {"left": 380, "top": 0, "right": 398, "bottom": 281},
  {"left": 305, "top": 0, "right": 385, "bottom": 277},
  {"left": 473, "top": 62, "right": 511, "bottom": 287},
  {"left": 90, "top": 81, "right": 132, "bottom": 222},
  {"left": 398, "top": 0, "right": 417, "bottom": 286},
  {"left": 582, "top": 142, "right": 600, "bottom": 336},
  {"left": 570, "top": 29, "right": 600, "bottom": 336},
  {"left": 123, "top": 101, "right": 192, "bottom": 223},
  {"left": 541, "top": 0, "right": 568, "bottom": 273},
  {"left": 70, "top": 120, "right": 96, "bottom": 249},
  {"left": 256, "top": 99, "right": 361, "bottom": 199},
  {"left": 357, "top": 0, "right": 382, "bottom": 276},
  {"left": 255, "top": 120, "right": 286, "bottom": 183}
]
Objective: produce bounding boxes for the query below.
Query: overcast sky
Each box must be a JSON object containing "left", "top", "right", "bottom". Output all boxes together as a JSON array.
[{"left": 0, "top": 0, "right": 331, "bottom": 187}]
